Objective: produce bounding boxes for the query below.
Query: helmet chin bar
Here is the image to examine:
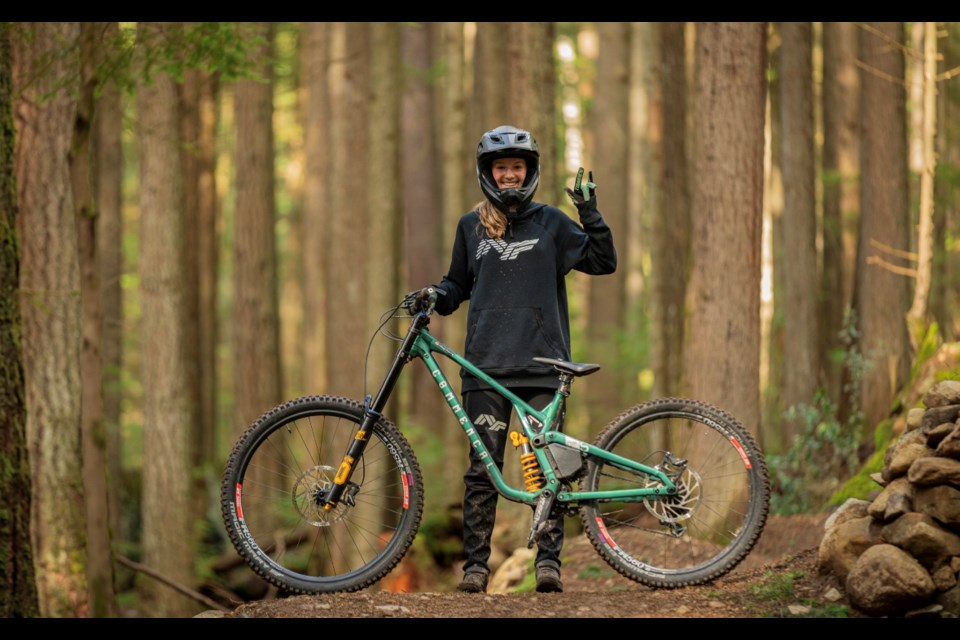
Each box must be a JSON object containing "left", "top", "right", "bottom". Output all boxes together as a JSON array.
[
  {"left": 478, "top": 168, "right": 539, "bottom": 215},
  {"left": 497, "top": 188, "right": 525, "bottom": 213}
]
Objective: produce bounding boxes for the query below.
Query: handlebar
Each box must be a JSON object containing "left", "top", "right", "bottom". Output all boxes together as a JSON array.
[{"left": 401, "top": 286, "right": 439, "bottom": 316}]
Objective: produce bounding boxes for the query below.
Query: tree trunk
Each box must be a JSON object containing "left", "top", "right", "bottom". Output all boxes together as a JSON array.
[
  {"left": 402, "top": 22, "right": 445, "bottom": 430},
  {"left": 470, "top": 23, "right": 508, "bottom": 144},
  {"left": 931, "top": 22, "right": 960, "bottom": 342},
  {"left": 92, "top": 20, "right": 125, "bottom": 563},
  {"left": 820, "top": 21, "right": 860, "bottom": 402},
  {"left": 325, "top": 21, "right": 371, "bottom": 572},
  {"left": 230, "top": 24, "right": 283, "bottom": 567},
  {"left": 0, "top": 21, "right": 40, "bottom": 618},
  {"left": 586, "top": 21, "right": 630, "bottom": 428},
  {"left": 232, "top": 21, "right": 282, "bottom": 428},
  {"left": 13, "top": 21, "right": 89, "bottom": 618},
  {"left": 761, "top": 24, "right": 784, "bottom": 449},
  {"left": 627, "top": 22, "right": 651, "bottom": 374},
  {"left": 71, "top": 21, "right": 117, "bottom": 618},
  {"left": 906, "top": 22, "right": 938, "bottom": 347},
  {"left": 685, "top": 22, "right": 767, "bottom": 439},
  {"left": 651, "top": 22, "right": 691, "bottom": 399},
  {"left": 177, "top": 48, "right": 219, "bottom": 536},
  {"left": 300, "top": 22, "right": 329, "bottom": 397},
  {"left": 196, "top": 69, "right": 220, "bottom": 504},
  {"left": 854, "top": 22, "right": 911, "bottom": 433},
  {"left": 136, "top": 21, "right": 196, "bottom": 618},
  {"left": 433, "top": 22, "right": 471, "bottom": 507},
  {"left": 779, "top": 22, "right": 819, "bottom": 438},
  {"left": 505, "top": 22, "right": 558, "bottom": 202}
]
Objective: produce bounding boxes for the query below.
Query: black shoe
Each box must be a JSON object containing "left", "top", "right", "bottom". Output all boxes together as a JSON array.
[
  {"left": 457, "top": 569, "right": 489, "bottom": 593},
  {"left": 535, "top": 564, "right": 563, "bottom": 593}
]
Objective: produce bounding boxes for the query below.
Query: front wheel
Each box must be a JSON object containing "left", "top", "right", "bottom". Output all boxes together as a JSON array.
[
  {"left": 221, "top": 396, "right": 424, "bottom": 594},
  {"left": 579, "top": 397, "right": 770, "bottom": 588}
]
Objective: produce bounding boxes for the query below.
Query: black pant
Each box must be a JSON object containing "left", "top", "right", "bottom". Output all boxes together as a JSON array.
[{"left": 461, "top": 387, "right": 564, "bottom": 575}]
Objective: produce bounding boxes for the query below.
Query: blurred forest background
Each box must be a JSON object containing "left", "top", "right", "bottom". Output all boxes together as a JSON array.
[{"left": 2, "top": 21, "right": 960, "bottom": 617}]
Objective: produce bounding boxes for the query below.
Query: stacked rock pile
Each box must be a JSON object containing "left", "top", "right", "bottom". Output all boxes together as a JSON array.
[{"left": 818, "top": 380, "right": 960, "bottom": 617}]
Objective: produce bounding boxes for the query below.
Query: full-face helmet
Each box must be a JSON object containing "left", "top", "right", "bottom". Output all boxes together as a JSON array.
[{"left": 476, "top": 125, "right": 540, "bottom": 214}]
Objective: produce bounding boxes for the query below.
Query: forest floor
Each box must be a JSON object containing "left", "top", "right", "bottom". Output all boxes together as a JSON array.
[{"left": 203, "top": 512, "right": 871, "bottom": 621}]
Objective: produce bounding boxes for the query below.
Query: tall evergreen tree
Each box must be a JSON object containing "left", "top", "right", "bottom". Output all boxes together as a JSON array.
[
  {"left": 71, "top": 21, "right": 117, "bottom": 618},
  {"left": 779, "top": 22, "right": 819, "bottom": 439},
  {"left": 0, "top": 20, "right": 40, "bottom": 619},
  {"left": 136, "top": 21, "right": 196, "bottom": 617},
  {"left": 854, "top": 22, "right": 911, "bottom": 433},
  {"left": 12, "top": 21, "right": 88, "bottom": 617},
  {"left": 685, "top": 22, "right": 768, "bottom": 440}
]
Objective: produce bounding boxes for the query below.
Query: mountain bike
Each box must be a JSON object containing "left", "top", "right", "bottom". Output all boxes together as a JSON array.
[{"left": 221, "top": 287, "right": 770, "bottom": 595}]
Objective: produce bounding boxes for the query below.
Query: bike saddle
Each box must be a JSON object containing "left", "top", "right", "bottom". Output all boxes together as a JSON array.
[{"left": 532, "top": 357, "right": 601, "bottom": 377}]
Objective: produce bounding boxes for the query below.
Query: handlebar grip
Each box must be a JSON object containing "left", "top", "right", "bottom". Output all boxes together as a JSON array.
[{"left": 414, "top": 287, "right": 438, "bottom": 314}]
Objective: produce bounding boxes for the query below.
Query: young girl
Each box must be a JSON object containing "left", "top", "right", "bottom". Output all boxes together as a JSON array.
[{"left": 426, "top": 125, "right": 617, "bottom": 593}]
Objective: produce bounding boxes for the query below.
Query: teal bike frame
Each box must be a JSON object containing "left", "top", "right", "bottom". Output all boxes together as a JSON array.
[
  {"left": 409, "top": 321, "right": 680, "bottom": 508},
  {"left": 322, "top": 307, "right": 678, "bottom": 513}
]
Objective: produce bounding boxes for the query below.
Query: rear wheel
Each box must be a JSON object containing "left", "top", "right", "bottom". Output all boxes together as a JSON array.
[
  {"left": 579, "top": 397, "right": 769, "bottom": 588},
  {"left": 221, "top": 395, "right": 423, "bottom": 594}
]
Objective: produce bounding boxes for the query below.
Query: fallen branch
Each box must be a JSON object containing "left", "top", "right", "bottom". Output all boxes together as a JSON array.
[{"left": 117, "top": 555, "right": 232, "bottom": 613}]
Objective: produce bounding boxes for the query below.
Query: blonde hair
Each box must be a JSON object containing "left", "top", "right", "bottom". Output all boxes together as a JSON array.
[{"left": 475, "top": 199, "right": 507, "bottom": 240}]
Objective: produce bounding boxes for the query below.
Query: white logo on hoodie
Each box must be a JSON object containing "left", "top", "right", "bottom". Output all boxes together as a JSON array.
[{"left": 477, "top": 238, "right": 539, "bottom": 261}]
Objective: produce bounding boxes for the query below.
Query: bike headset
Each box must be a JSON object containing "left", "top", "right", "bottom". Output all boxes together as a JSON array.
[{"left": 476, "top": 125, "right": 540, "bottom": 215}]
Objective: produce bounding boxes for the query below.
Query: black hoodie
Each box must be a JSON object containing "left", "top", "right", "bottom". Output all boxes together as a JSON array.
[{"left": 433, "top": 199, "right": 617, "bottom": 392}]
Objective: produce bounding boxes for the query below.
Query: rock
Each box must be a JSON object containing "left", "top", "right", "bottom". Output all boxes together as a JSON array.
[
  {"left": 907, "top": 456, "right": 960, "bottom": 486},
  {"left": 824, "top": 499, "right": 870, "bottom": 531},
  {"left": 922, "top": 405, "right": 960, "bottom": 433},
  {"left": 931, "top": 564, "right": 958, "bottom": 591},
  {"left": 913, "top": 484, "right": 960, "bottom": 533},
  {"left": 488, "top": 547, "right": 535, "bottom": 594},
  {"left": 884, "top": 434, "right": 935, "bottom": 481},
  {"left": 819, "top": 515, "right": 882, "bottom": 582},
  {"left": 868, "top": 477, "right": 914, "bottom": 522},
  {"left": 923, "top": 381, "right": 960, "bottom": 408},
  {"left": 846, "top": 544, "right": 936, "bottom": 617},
  {"left": 880, "top": 511, "right": 960, "bottom": 570},
  {"left": 927, "top": 422, "right": 958, "bottom": 450},
  {"left": 906, "top": 407, "right": 926, "bottom": 430},
  {"left": 936, "top": 583, "right": 960, "bottom": 617},
  {"left": 823, "top": 586, "right": 843, "bottom": 602},
  {"left": 937, "top": 426, "right": 960, "bottom": 458}
]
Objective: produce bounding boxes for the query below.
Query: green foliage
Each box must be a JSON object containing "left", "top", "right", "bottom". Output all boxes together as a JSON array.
[
  {"left": 749, "top": 569, "right": 802, "bottom": 601},
  {"left": 418, "top": 511, "right": 463, "bottom": 567},
  {"left": 748, "top": 570, "right": 852, "bottom": 617},
  {"left": 111, "top": 23, "right": 267, "bottom": 96},
  {"left": 801, "top": 603, "right": 850, "bottom": 618},
  {"left": 935, "top": 367, "right": 960, "bottom": 383},
  {"left": 510, "top": 559, "right": 538, "bottom": 593},
  {"left": 769, "top": 308, "right": 868, "bottom": 515},
  {"left": 576, "top": 563, "right": 615, "bottom": 580},
  {"left": 909, "top": 321, "right": 941, "bottom": 383},
  {"left": 826, "top": 421, "right": 891, "bottom": 507}
]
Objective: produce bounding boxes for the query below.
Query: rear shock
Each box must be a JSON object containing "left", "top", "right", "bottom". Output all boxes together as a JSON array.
[{"left": 511, "top": 431, "right": 544, "bottom": 492}]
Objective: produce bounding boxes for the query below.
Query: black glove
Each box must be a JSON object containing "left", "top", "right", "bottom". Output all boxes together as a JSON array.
[
  {"left": 565, "top": 168, "right": 598, "bottom": 210},
  {"left": 404, "top": 286, "right": 440, "bottom": 314}
]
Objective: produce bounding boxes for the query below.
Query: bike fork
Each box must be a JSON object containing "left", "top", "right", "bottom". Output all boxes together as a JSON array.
[{"left": 321, "top": 313, "right": 427, "bottom": 510}]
